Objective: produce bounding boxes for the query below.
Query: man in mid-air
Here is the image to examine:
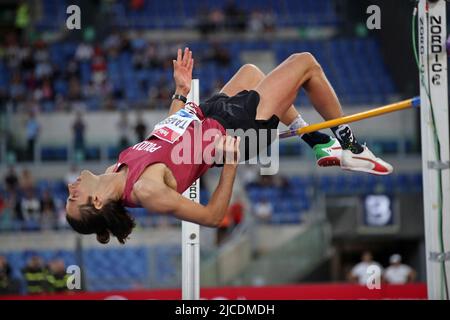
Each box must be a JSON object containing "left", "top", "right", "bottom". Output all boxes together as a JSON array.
[{"left": 66, "top": 48, "right": 392, "bottom": 244}]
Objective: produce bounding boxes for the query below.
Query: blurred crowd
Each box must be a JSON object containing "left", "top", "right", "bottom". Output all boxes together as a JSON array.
[
  {"left": 0, "top": 0, "right": 279, "bottom": 115},
  {"left": 0, "top": 253, "right": 71, "bottom": 295},
  {"left": 0, "top": 31, "right": 233, "bottom": 115},
  {"left": 123, "top": 0, "right": 276, "bottom": 35},
  {"left": 196, "top": 0, "right": 276, "bottom": 36},
  {"left": 348, "top": 251, "right": 417, "bottom": 285},
  {"left": 0, "top": 165, "right": 69, "bottom": 231}
]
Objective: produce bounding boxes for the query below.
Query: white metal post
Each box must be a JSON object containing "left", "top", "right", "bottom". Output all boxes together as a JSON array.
[
  {"left": 418, "top": 0, "right": 450, "bottom": 300},
  {"left": 181, "top": 79, "right": 200, "bottom": 300}
]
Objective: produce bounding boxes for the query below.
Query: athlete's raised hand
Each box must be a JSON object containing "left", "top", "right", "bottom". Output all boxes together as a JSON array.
[{"left": 173, "top": 47, "right": 194, "bottom": 97}]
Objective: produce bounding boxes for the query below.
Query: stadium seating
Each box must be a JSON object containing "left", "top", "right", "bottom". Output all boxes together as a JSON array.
[
  {"left": 0, "top": 170, "right": 422, "bottom": 232},
  {"left": 245, "top": 172, "right": 422, "bottom": 224},
  {"left": 0, "top": 246, "right": 180, "bottom": 292},
  {"left": 6, "top": 37, "right": 394, "bottom": 114},
  {"left": 34, "top": 0, "right": 340, "bottom": 31},
  {"left": 83, "top": 246, "right": 149, "bottom": 291},
  {"left": 109, "top": 0, "right": 339, "bottom": 29}
]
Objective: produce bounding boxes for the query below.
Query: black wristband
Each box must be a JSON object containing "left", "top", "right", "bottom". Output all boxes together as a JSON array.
[{"left": 172, "top": 94, "right": 187, "bottom": 103}]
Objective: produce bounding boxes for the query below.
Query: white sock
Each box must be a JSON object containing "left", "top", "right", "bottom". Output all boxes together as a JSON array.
[{"left": 289, "top": 114, "right": 309, "bottom": 137}]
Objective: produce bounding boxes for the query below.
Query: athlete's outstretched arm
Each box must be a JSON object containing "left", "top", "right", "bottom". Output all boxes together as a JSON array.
[
  {"left": 168, "top": 47, "right": 194, "bottom": 116},
  {"left": 134, "top": 136, "right": 240, "bottom": 227},
  {"left": 135, "top": 163, "right": 237, "bottom": 227}
]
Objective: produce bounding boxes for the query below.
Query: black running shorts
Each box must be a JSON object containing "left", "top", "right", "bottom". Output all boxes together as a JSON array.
[{"left": 199, "top": 90, "right": 280, "bottom": 161}]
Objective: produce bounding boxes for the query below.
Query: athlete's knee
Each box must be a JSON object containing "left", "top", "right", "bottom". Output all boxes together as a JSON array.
[
  {"left": 239, "top": 63, "right": 265, "bottom": 81},
  {"left": 289, "top": 52, "right": 322, "bottom": 73}
]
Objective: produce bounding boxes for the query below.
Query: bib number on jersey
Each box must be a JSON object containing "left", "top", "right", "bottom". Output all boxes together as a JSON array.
[{"left": 150, "top": 106, "right": 200, "bottom": 143}]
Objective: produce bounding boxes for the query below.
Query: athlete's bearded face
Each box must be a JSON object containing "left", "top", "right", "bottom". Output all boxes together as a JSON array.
[{"left": 66, "top": 170, "right": 100, "bottom": 219}]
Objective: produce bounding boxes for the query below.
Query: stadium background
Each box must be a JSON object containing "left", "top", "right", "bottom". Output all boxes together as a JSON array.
[{"left": 0, "top": 0, "right": 447, "bottom": 299}]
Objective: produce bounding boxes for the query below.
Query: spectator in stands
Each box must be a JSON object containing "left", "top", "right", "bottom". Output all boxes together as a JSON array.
[
  {"left": 130, "top": 31, "right": 147, "bottom": 52},
  {"left": 4, "top": 190, "right": 21, "bottom": 228},
  {"left": 0, "top": 255, "right": 11, "bottom": 294},
  {"left": 348, "top": 251, "right": 383, "bottom": 285},
  {"left": 134, "top": 110, "right": 147, "bottom": 143},
  {"left": 20, "top": 168, "right": 35, "bottom": 194},
  {"left": 72, "top": 111, "right": 86, "bottom": 159},
  {"left": 197, "top": 7, "right": 226, "bottom": 36},
  {"left": 4, "top": 32, "right": 21, "bottom": 70},
  {"left": 46, "top": 258, "right": 69, "bottom": 293},
  {"left": 240, "top": 165, "right": 258, "bottom": 188},
  {"left": 15, "top": 1, "right": 30, "bottom": 35},
  {"left": 202, "top": 41, "right": 231, "bottom": 67},
  {"left": 383, "top": 254, "right": 416, "bottom": 284},
  {"left": 0, "top": 256, "right": 11, "bottom": 295},
  {"left": 75, "top": 42, "right": 94, "bottom": 62},
  {"left": 274, "top": 175, "right": 291, "bottom": 193},
  {"left": 132, "top": 42, "right": 148, "bottom": 70},
  {"left": 253, "top": 198, "right": 273, "bottom": 223},
  {"left": 40, "top": 189, "right": 57, "bottom": 230},
  {"left": 4, "top": 165, "right": 19, "bottom": 193},
  {"left": 24, "top": 68, "right": 37, "bottom": 90},
  {"left": 65, "top": 58, "right": 80, "bottom": 79},
  {"left": 96, "top": 79, "right": 114, "bottom": 106},
  {"left": 82, "top": 79, "right": 97, "bottom": 99},
  {"left": 217, "top": 209, "right": 233, "bottom": 245},
  {"left": 249, "top": 9, "right": 276, "bottom": 34},
  {"left": 223, "top": 0, "right": 248, "bottom": 32},
  {"left": 68, "top": 77, "right": 82, "bottom": 101},
  {"left": 19, "top": 188, "right": 41, "bottom": 227},
  {"left": 145, "top": 42, "right": 161, "bottom": 69},
  {"left": 24, "top": 111, "right": 40, "bottom": 161},
  {"left": 217, "top": 195, "right": 244, "bottom": 245},
  {"left": 91, "top": 46, "right": 107, "bottom": 85},
  {"left": 55, "top": 195, "right": 70, "bottom": 230},
  {"left": 130, "top": 0, "right": 144, "bottom": 11},
  {"left": 258, "top": 175, "right": 275, "bottom": 188},
  {"left": 40, "top": 78, "right": 54, "bottom": 102},
  {"left": 0, "top": 194, "right": 6, "bottom": 225},
  {"left": 21, "top": 255, "right": 47, "bottom": 295},
  {"left": 103, "top": 31, "right": 122, "bottom": 58},
  {"left": 9, "top": 72, "right": 26, "bottom": 102},
  {"left": 229, "top": 195, "right": 245, "bottom": 229},
  {"left": 34, "top": 44, "right": 53, "bottom": 81},
  {"left": 154, "top": 76, "right": 172, "bottom": 107},
  {"left": 0, "top": 255, "right": 19, "bottom": 295},
  {"left": 0, "top": 190, "right": 16, "bottom": 231},
  {"left": 117, "top": 110, "right": 132, "bottom": 150}
]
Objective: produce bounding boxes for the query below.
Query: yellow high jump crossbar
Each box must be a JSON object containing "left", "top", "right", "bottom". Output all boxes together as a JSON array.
[{"left": 278, "top": 96, "right": 421, "bottom": 139}]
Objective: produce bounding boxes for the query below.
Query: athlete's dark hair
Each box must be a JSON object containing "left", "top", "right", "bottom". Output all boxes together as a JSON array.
[{"left": 66, "top": 197, "right": 136, "bottom": 244}]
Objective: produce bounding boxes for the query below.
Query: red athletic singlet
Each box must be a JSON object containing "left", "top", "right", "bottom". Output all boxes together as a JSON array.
[{"left": 113, "top": 105, "right": 225, "bottom": 207}]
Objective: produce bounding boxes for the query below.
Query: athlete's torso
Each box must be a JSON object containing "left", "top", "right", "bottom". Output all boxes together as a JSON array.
[{"left": 113, "top": 104, "right": 225, "bottom": 207}]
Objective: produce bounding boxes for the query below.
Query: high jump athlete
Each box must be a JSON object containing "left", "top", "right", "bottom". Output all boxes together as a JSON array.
[{"left": 66, "top": 48, "right": 392, "bottom": 244}]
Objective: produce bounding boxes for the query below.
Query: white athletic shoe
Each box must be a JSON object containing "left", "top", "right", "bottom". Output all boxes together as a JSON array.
[
  {"left": 313, "top": 138, "right": 342, "bottom": 167},
  {"left": 341, "top": 145, "right": 393, "bottom": 175}
]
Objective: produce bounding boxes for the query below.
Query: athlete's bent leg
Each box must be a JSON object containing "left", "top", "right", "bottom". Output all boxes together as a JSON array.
[
  {"left": 220, "top": 64, "right": 336, "bottom": 162},
  {"left": 253, "top": 52, "right": 393, "bottom": 175},
  {"left": 221, "top": 64, "right": 305, "bottom": 125}
]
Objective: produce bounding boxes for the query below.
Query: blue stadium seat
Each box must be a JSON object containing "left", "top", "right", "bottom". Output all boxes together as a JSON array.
[
  {"left": 40, "top": 146, "right": 68, "bottom": 161},
  {"left": 83, "top": 247, "right": 148, "bottom": 291}
]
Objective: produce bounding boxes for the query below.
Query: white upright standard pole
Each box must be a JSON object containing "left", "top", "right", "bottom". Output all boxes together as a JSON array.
[
  {"left": 181, "top": 79, "right": 200, "bottom": 300},
  {"left": 418, "top": 0, "right": 450, "bottom": 300}
]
